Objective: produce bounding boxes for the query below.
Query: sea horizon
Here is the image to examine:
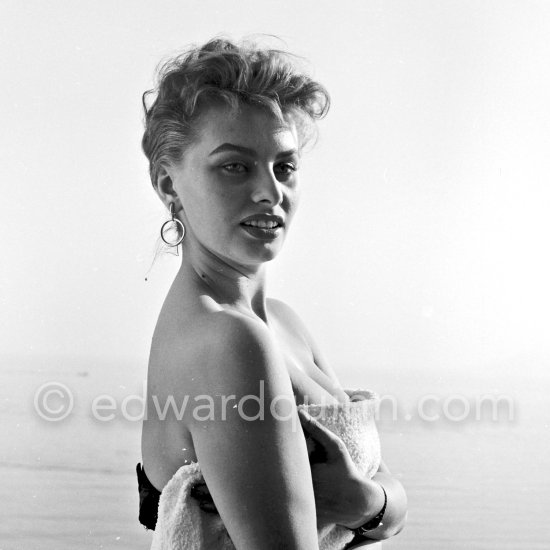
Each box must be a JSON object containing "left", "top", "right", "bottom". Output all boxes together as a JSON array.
[{"left": 1, "top": 353, "right": 548, "bottom": 549}]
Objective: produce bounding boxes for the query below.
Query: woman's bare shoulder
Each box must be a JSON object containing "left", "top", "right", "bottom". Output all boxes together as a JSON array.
[
  {"left": 153, "top": 293, "right": 258, "bottom": 356},
  {"left": 155, "top": 301, "right": 286, "bottom": 398}
]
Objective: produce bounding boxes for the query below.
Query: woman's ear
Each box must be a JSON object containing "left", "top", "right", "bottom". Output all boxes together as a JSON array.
[{"left": 155, "top": 165, "right": 181, "bottom": 211}]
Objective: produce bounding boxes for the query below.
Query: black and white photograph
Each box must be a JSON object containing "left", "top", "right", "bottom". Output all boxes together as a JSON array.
[{"left": 1, "top": 1, "right": 549, "bottom": 549}]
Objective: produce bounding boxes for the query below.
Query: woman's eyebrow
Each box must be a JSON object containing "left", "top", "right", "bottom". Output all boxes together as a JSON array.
[
  {"left": 277, "top": 149, "right": 300, "bottom": 159},
  {"left": 208, "top": 143, "right": 299, "bottom": 158},
  {"left": 209, "top": 143, "right": 255, "bottom": 156}
]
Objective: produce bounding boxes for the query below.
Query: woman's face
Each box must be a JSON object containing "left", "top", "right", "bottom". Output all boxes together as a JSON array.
[{"left": 166, "top": 103, "right": 302, "bottom": 268}]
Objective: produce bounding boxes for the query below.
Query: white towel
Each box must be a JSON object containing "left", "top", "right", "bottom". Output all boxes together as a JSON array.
[{"left": 151, "top": 389, "right": 381, "bottom": 550}]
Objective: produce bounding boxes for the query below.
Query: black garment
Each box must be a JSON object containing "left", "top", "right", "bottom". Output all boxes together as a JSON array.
[
  {"left": 136, "top": 462, "right": 220, "bottom": 531},
  {"left": 136, "top": 462, "right": 161, "bottom": 531}
]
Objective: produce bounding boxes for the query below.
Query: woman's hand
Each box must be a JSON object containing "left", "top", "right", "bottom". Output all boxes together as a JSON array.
[
  {"left": 298, "top": 408, "right": 407, "bottom": 539},
  {"left": 297, "top": 408, "right": 383, "bottom": 530}
]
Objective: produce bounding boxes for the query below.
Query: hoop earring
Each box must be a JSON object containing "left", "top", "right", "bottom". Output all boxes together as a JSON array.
[{"left": 160, "top": 202, "right": 185, "bottom": 247}]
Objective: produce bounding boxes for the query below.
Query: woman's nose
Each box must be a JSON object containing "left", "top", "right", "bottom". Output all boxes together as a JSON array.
[{"left": 251, "top": 166, "right": 283, "bottom": 205}]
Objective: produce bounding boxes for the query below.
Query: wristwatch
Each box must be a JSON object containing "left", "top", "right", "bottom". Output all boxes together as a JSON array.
[{"left": 354, "top": 485, "right": 387, "bottom": 535}]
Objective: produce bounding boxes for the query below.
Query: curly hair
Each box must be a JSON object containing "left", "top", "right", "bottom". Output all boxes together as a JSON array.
[{"left": 141, "top": 36, "right": 330, "bottom": 188}]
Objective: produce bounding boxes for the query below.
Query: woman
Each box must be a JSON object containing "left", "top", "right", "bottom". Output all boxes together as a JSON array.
[{"left": 137, "top": 37, "right": 407, "bottom": 549}]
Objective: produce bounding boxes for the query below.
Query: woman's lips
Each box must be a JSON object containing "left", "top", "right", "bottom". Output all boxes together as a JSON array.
[{"left": 240, "top": 223, "right": 283, "bottom": 240}]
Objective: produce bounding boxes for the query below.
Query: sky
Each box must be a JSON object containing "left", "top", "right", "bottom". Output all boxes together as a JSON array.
[{"left": 1, "top": 0, "right": 550, "bottom": 385}]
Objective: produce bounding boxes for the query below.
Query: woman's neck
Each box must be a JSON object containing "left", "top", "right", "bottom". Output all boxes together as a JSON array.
[{"left": 176, "top": 240, "right": 270, "bottom": 323}]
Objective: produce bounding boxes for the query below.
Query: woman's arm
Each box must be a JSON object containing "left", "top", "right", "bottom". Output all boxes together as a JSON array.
[
  {"left": 346, "top": 461, "right": 408, "bottom": 540},
  {"left": 181, "top": 312, "right": 320, "bottom": 550},
  {"left": 189, "top": 413, "right": 408, "bottom": 542}
]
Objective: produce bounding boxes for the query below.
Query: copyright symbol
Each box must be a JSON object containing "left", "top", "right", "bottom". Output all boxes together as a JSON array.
[{"left": 34, "top": 382, "right": 74, "bottom": 421}]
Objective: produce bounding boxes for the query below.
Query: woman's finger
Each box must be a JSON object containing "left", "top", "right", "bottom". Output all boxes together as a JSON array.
[{"left": 297, "top": 408, "right": 346, "bottom": 460}]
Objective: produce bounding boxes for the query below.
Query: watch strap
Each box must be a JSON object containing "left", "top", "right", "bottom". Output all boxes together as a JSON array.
[{"left": 354, "top": 484, "right": 387, "bottom": 535}]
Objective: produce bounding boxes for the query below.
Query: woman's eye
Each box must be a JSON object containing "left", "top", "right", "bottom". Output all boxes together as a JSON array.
[
  {"left": 275, "top": 162, "right": 297, "bottom": 175},
  {"left": 222, "top": 162, "right": 247, "bottom": 174}
]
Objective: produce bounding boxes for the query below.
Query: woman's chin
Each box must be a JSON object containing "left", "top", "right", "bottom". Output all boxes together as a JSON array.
[
  {"left": 237, "top": 242, "right": 284, "bottom": 266},
  {"left": 245, "top": 248, "right": 281, "bottom": 265}
]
